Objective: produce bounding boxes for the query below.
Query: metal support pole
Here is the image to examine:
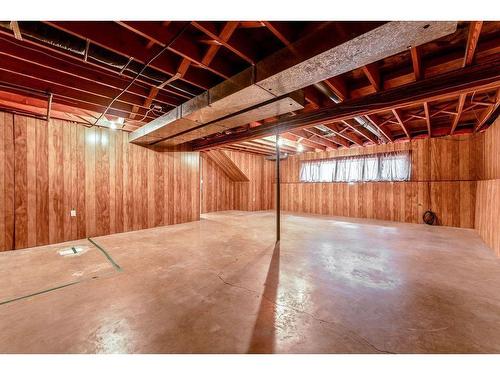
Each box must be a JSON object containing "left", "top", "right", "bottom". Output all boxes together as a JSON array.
[{"left": 276, "top": 133, "right": 281, "bottom": 242}]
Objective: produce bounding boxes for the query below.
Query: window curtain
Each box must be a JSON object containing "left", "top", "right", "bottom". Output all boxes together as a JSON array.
[
  {"left": 299, "top": 159, "right": 336, "bottom": 182},
  {"left": 379, "top": 152, "right": 411, "bottom": 181},
  {"left": 299, "top": 151, "right": 411, "bottom": 183}
]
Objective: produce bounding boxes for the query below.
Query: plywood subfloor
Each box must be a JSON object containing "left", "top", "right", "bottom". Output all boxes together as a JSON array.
[{"left": 0, "top": 211, "right": 499, "bottom": 353}]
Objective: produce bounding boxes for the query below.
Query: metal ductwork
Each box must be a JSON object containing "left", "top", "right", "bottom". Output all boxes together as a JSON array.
[
  {"left": 130, "top": 21, "right": 457, "bottom": 147},
  {"left": 154, "top": 91, "right": 305, "bottom": 147}
]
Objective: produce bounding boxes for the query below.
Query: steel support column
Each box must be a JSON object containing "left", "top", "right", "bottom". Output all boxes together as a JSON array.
[{"left": 276, "top": 133, "right": 281, "bottom": 243}]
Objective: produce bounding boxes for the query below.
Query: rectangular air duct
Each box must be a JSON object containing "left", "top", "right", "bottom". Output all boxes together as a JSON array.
[
  {"left": 155, "top": 91, "right": 304, "bottom": 147},
  {"left": 129, "top": 22, "right": 457, "bottom": 146}
]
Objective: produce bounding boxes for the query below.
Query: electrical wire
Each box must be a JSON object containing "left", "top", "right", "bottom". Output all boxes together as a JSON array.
[
  {"left": 122, "top": 107, "right": 156, "bottom": 128},
  {"left": 92, "top": 23, "right": 190, "bottom": 127}
]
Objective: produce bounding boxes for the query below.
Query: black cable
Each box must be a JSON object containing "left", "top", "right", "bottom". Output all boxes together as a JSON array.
[{"left": 92, "top": 23, "right": 190, "bottom": 127}]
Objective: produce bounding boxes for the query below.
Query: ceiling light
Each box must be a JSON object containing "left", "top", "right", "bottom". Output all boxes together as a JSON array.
[
  {"left": 109, "top": 121, "right": 117, "bottom": 130},
  {"left": 297, "top": 143, "right": 304, "bottom": 152},
  {"left": 277, "top": 138, "right": 284, "bottom": 146}
]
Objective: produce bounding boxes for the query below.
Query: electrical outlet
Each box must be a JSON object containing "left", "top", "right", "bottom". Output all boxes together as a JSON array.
[{"left": 70, "top": 209, "right": 77, "bottom": 217}]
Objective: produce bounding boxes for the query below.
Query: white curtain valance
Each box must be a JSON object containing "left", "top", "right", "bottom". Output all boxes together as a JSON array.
[{"left": 299, "top": 151, "right": 411, "bottom": 183}]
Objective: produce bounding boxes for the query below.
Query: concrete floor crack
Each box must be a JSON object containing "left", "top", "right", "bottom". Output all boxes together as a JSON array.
[
  {"left": 216, "top": 273, "right": 259, "bottom": 295},
  {"left": 215, "top": 273, "right": 397, "bottom": 354}
]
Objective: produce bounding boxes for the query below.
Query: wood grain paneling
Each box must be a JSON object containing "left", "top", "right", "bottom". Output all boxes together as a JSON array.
[
  {"left": 224, "top": 150, "right": 274, "bottom": 211},
  {"left": 474, "top": 116, "right": 499, "bottom": 256},
  {"left": 201, "top": 153, "right": 234, "bottom": 213},
  {"left": 0, "top": 112, "right": 15, "bottom": 251},
  {"left": 201, "top": 149, "right": 275, "bottom": 213},
  {"left": 278, "top": 181, "right": 476, "bottom": 228},
  {"left": 277, "top": 135, "right": 479, "bottom": 228},
  {"left": 476, "top": 180, "right": 500, "bottom": 256},
  {"left": 204, "top": 150, "right": 249, "bottom": 181},
  {"left": 14, "top": 115, "right": 28, "bottom": 249},
  {"left": 475, "top": 116, "right": 500, "bottom": 180},
  {"left": 280, "top": 134, "right": 476, "bottom": 183},
  {"left": 0, "top": 112, "right": 200, "bottom": 251}
]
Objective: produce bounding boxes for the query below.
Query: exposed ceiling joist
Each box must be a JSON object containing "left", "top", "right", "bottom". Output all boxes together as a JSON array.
[
  {"left": 280, "top": 132, "right": 326, "bottom": 151},
  {"left": 290, "top": 129, "right": 337, "bottom": 150},
  {"left": 362, "top": 63, "right": 381, "bottom": 92},
  {"left": 410, "top": 46, "right": 422, "bottom": 80},
  {"left": 132, "top": 21, "right": 457, "bottom": 146},
  {"left": 464, "top": 21, "right": 483, "bottom": 67},
  {"left": 363, "top": 114, "right": 394, "bottom": 142},
  {"left": 193, "top": 59, "right": 500, "bottom": 150},
  {"left": 324, "top": 123, "right": 363, "bottom": 146},
  {"left": 392, "top": 109, "right": 411, "bottom": 138},
  {"left": 192, "top": 21, "right": 255, "bottom": 64},
  {"left": 340, "top": 119, "right": 378, "bottom": 143},
  {"left": 450, "top": 94, "right": 466, "bottom": 134},
  {"left": 306, "top": 126, "right": 350, "bottom": 147},
  {"left": 474, "top": 88, "right": 500, "bottom": 132},
  {"left": 9, "top": 21, "right": 22, "bottom": 40},
  {"left": 46, "top": 21, "right": 218, "bottom": 90},
  {"left": 324, "top": 77, "right": 348, "bottom": 101},
  {"left": 423, "top": 102, "right": 432, "bottom": 137}
]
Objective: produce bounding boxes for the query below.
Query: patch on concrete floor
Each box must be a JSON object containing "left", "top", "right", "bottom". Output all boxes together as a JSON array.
[
  {"left": 0, "top": 238, "right": 122, "bottom": 306},
  {"left": 58, "top": 246, "right": 90, "bottom": 256}
]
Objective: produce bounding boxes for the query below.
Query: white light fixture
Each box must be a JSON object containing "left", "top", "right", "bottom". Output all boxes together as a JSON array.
[
  {"left": 109, "top": 117, "right": 123, "bottom": 130},
  {"left": 297, "top": 143, "right": 304, "bottom": 152},
  {"left": 277, "top": 138, "right": 284, "bottom": 146}
]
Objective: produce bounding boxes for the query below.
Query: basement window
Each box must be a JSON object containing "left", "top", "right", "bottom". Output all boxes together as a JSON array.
[{"left": 299, "top": 151, "right": 411, "bottom": 183}]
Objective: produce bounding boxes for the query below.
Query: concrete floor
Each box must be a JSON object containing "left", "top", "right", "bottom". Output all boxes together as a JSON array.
[{"left": 1, "top": 211, "right": 499, "bottom": 353}]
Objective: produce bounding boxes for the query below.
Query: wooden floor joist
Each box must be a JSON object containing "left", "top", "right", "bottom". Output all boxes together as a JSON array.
[{"left": 193, "top": 59, "right": 500, "bottom": 150}]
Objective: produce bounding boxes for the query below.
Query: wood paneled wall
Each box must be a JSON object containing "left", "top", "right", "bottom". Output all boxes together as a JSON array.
[
  {"left": 474, "top": 117, "right": 500, "bottom": 181},
  {"left": 0, "top": 112, "right": 14, "bottom": 251},
  {"left": 276, "top": 134, "right": 478, "bottom": 228},
  {"left": 476, "top": 180, "right": 499, "bottom": 256},
  {"left": 224, "top": 150, "right": 274, "bottom": 211},
  {"left": 280, "top": 134, "right": 477, "bottom": 183},
  {"left": 0, "top": 112, "right": 200, "bottom": 251},
  {"left": 279, "top": 181, "right": 475, "bottom": 228},
  {"left": 474, "top": 116, "right": 500, "bottom": 256},
  {"left": 201, "top": 153, "right": 234, "bottom": 213},
  {"left": 201, "top": 150, "right": 274, "bottom": 213}
]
